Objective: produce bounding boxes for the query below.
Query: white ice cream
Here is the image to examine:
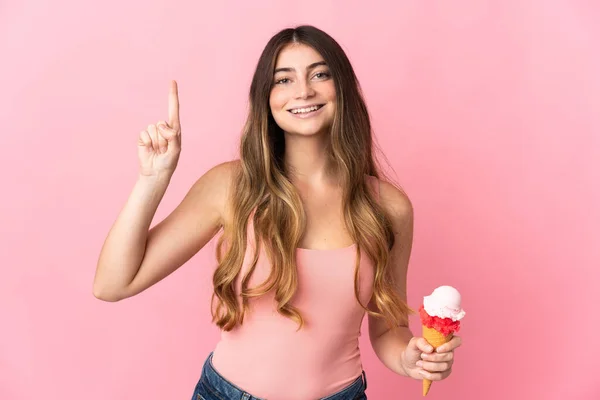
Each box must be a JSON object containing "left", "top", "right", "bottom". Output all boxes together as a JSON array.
[{"left": 423, "top": 285, "right": 466, "bottom": 321}]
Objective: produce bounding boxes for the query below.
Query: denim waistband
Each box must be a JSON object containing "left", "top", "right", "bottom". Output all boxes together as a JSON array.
[
  {"left": 201, "top": 352, "right": 367, "bottom": 400},
  {"left": 202, "top": 352, "right": 263, "bottom": 400},
  {"left": 321, "top": 369, "right": 367, "bottom": 400}
]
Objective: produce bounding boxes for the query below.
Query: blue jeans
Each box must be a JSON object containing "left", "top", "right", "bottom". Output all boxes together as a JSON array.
[{"left": 191, "top": 352, "right": 368, "bottom": 400}]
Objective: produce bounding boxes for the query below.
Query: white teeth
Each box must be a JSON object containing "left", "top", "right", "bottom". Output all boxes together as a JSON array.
[{"left": 291, "top": 105, "right": 321, "bottom": 114}]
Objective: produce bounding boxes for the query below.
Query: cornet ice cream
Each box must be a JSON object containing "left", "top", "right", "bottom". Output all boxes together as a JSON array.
[{"left": 419, "top": 286, "right": 466, "bottom": 396}]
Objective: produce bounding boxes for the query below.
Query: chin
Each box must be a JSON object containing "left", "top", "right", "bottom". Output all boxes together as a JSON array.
[
  {"left": 285, "top": 125, "right": 330, "bottom": 136},
  {"left": 282, "top": 118, "right": 334, "bottom": 136}
]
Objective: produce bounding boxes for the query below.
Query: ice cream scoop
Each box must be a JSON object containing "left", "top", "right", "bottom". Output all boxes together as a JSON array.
[{"left": 423, "top": 285, "right": 466, "bottom": 321}]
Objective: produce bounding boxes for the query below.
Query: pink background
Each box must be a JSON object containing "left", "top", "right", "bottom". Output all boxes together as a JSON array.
[{"left": 1, "top": 1, "right": 598, "bottom": 399}]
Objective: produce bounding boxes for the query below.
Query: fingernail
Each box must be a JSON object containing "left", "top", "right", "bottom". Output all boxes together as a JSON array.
[
  {"left": 416, "top": 361, "right": 423, "bottom": 367},
  {"left": 436, "top": 347, "right": 444, "bottom": 353},
  {"left": 419, "top": 370, "right": 427, "bottom": 376},
  {"left": 427, "top": 346, "right": 433, "bottom": 352},
  {"left": 158, "top": 124, "right": 166, "bottom": 130}
]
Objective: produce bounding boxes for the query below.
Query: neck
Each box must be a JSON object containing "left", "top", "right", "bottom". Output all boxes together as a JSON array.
[{"left": 282, "top": 131, "right": 338, "bottom": 185}]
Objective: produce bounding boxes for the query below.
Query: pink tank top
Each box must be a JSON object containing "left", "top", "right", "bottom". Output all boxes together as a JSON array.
[{"left": 211, "top": 175, "right": 379, "bottom": 400}]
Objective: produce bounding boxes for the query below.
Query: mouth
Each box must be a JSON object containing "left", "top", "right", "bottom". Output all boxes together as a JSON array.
[{"left": 287, "top": 104, "right": 325, "bottom": 115}]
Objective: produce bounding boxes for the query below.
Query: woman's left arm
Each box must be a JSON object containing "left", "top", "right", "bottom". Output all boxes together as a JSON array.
[{"left": 367, "top": 181, "right": 462, "bottom": 381}]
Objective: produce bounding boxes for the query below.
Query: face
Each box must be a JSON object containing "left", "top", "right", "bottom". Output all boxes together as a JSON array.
[{"left": 269, "top": 43, "right": 336, "bottom": 137}]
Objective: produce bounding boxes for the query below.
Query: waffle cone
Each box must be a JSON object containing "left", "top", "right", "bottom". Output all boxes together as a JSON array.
[{"left": 421, "top": 325, "right": 453, "bottom": 396}]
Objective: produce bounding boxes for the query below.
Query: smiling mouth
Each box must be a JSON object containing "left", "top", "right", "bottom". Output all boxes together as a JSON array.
[{"left": 287, "top": 104, "right": 325, "bottom": 115}]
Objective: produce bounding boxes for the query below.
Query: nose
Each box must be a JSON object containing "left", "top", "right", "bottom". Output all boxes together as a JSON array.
[{"left": 295, "top": 78, "right": 315, "bottom": 100}]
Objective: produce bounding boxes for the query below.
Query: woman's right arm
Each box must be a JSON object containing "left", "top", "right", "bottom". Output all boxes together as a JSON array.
[
  {"left": 93, "top": 80, "right": 235, "bottom": 301},
  {"left": 92, "top": 161, "right": 234, "bottom": 302}
]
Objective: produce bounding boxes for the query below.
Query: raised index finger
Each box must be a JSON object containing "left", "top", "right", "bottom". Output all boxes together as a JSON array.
[{"left": 168, "top": 80, "right": 180, "bottom": 130}]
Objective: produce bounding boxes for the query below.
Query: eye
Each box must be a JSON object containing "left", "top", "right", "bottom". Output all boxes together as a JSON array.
[
  {"left": 314, "top": 71, "right": 331, "bottom": 79},
  {"left": 275, "top": 78, "right": 290, "bottom": 85}
]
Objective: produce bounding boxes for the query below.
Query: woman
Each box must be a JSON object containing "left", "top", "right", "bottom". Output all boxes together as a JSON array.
[{"left": 93, "top": 25, "right": 462, "bottom": 400}]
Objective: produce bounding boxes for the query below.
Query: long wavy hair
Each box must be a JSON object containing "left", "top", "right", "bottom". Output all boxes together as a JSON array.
[{"left": 211, "top": 25, "right": 414, "bottom": 332}]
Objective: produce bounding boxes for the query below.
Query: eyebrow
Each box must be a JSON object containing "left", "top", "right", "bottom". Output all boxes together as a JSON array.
[{"left": 273, "top": 61, "right": 328, "bottom": 74}]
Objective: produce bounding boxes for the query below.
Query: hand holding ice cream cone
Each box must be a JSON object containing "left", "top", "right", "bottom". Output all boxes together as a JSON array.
[
  {"left": 400, "top": 333, "right": 462, "bottom": 383},
  {"left": 400, "top": 286, "right": 465, "bottom": 396}
]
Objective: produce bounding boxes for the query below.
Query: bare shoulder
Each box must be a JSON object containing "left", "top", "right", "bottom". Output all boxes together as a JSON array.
[
  {"left": 377, "top": 178, "right": 414, "bottom": 228},
  {"left": 188, "top": 159, "right": 240, "bottom": 224},
  {"left": 195, "top": 158, "right": 239, "bottom": 187}
]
